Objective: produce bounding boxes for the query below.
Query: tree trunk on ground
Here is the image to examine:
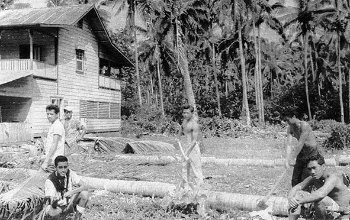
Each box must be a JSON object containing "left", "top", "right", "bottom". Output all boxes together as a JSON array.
[
  {"left": 338, "top": 34, "right": 345, "bottom": 123},
  {"left": 157, "top": 60, "right": 165, "bottom": 117},
  {"left": 258, "top": 27, "right": 264, "bottom": 123},
  {"left": 212, "top": 43, "right": 222, "bottom": 117},
  {"left": 238, "top": 23, "right": 251, "bottom": 126},
  {"left": 304, "top": 34, "right": 312, "bottom": 120}
]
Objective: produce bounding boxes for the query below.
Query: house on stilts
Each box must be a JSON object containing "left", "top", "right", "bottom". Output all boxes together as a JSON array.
[{"left": 0, "top": 4, "right": 133, "bottom": 143}]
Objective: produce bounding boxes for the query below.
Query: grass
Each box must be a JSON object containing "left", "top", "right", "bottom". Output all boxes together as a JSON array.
[{"left": 2, "top": 134, "right": 348, "bottom": 219}]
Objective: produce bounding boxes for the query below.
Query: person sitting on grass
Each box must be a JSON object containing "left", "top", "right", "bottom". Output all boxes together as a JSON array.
[
  {"left": 288, "top": 153, "right": 350, "bottom": 220},
  {"left": 44, "top": 155, "right": 90, "bottom": 220}
]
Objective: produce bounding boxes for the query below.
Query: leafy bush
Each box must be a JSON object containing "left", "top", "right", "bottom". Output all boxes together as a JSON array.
[
  {"left": 121, "top": 105, "right": 180, "bottom": 137},
  {"left": 322, "top": 123, "right": 350, "bottom": 150},
  {"left": 310, "top": 119, "right": 341, "bottom": 133}
]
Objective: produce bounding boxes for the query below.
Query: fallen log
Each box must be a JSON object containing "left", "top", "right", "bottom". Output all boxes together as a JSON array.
[
  {"left": 82, "top": 176, "right": 288, "bottom": 216},
  {"left": 115, "top": 155, "right": 338, "bottom": 167}
]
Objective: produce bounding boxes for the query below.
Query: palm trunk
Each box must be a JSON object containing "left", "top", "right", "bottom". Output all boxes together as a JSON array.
[
  {"left": 338, "top": 34, "right": 345, "bottom": 123},
  {"left": 258, "top": 27, "right": 264, "bottom": 123},
  {"left": 133, "top": 8, "right": 142, "bottom": 106},
  {"left": 304, "top": 34, "right": 312, "bottom": 120},
  {"left": 212, "top": 43, "right": 222, "bottom": 117},
  {"left": 238, "top": 22, "right": 251, "bottom": 126},
  {"left": 150, "top": 75, "right": 154, "bottom": 103},
  {"left": 175, "top": 20, "right": 196, "bottom": 110},
  {"left": 348, "top": 67, "right": 350, "bottom": 122},
  {"left": 157, "top": 60, "right": 165, "bottom": 117},
  {"left": 253, "top": 24, "right": 260, "bottom": 119}
]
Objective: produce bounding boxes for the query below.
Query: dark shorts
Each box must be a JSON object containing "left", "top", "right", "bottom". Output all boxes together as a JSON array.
[{"left": 42, "top": 194, "right": 80, "bottom": 220}]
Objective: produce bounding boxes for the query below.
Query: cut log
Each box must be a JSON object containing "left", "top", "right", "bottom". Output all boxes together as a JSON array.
[
  {"left": 0, "top": 168, "right": 289, "bottom": 218},
  {"left": 81, "top": 176, "right": 288, "bottom": 216},
  {"left": 115, "top": 155, "right": 338, "bottom": 167}
]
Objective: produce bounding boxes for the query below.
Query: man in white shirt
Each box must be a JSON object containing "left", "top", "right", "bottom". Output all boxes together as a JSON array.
[
  {"left": 44, "top": 155, "right": 90, "bottom": 220},
  {"left": 41, "top": 104, "right": 65, "bottom": 172}
]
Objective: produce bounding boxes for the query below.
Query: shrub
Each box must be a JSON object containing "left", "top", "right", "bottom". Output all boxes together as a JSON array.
[
  {"left": 322, "top": 123, "right": 350, "bottom": 150},
  {"left": 310, "top": 119, "right": 341, "bottom": 133}
]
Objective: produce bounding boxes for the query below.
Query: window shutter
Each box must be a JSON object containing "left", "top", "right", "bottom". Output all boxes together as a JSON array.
[
  {"left": 98, "top": 102, "right": 109, "bottom": 118},
  {"left": 110, "top": 103, "right": 120, "bottom": 119},
  {"left": 80, "top": 100, "right": 87, "bottom": 118}
]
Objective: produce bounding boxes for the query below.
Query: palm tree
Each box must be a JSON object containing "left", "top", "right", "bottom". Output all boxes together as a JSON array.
[
  {"left": 98, "top": 0, "right": 159, "bottom": 106},
  {"left": 154, "top": 0, "right": 208, "bottom": 110},
  {"left": 251, "top": 0, "right": 284, "bottom": 123},
  {"left": 280, "top": 0, "right": 335, "bottom": 120},
  {"left": 0, "top": 0, "right": 13, "bottom": 9},
  {"left": 139, "top": 20, "right": 176, "bottom": 116}
]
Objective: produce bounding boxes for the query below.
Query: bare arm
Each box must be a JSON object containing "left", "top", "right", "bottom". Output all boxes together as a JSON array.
[
  {"left": 297, "top": 175, "right": 337, "bottom": 204},
  {"left": 288, "top": 176, "right": 313, "bottom": 199}
]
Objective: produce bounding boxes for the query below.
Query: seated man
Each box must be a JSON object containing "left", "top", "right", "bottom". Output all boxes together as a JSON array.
[
  {"left": 44, "top": 155, "right": 90, "bottom": 220},
  {"left": 288, "top": 153, "right": 350, "bottom": 220}
]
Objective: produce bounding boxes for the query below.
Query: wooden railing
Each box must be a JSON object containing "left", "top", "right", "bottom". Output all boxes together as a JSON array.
[
  {"left": 99, "top": 75, "right": 120, "bottom": 90},
  {"left": 0, "top": 59, "right": 57, "bottom": 80}
]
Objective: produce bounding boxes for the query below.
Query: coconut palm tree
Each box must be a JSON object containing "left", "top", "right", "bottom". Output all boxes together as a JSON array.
[
  {"left": 153, "top": 0, "right": 209, "bottom": 110},
  {"left": 280, "top": 0, "right": 335, "bottom": 120},
  {"left": 97, "top": 0, "right": 160, "bottom": 106}
]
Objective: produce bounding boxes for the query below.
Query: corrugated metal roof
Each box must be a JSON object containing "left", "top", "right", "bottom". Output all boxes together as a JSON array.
[
  {"left": 0, "top": 4, "right": 93, "bottom": 27},
  {"left": 0, "top": 4, "right": 134, "bottom": 67}
]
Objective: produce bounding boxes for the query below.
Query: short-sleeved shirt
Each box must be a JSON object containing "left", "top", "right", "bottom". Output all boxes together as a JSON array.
[
  {"left": 63, "top": 119, "right": 85, "bottom": 139},
  {"left": 44, "top": 169, "right": 82, "bottom": 200},
  {"left": 45, "top": 119, "right": 65, "bottom": 162}
]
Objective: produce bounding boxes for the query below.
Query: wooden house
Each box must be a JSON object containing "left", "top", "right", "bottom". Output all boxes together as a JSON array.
[{"left": 0, "top": 4, "right": 133, "bottom": 143}]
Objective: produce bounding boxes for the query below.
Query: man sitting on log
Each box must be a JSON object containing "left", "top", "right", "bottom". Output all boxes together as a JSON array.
[
  {"left": 43, "top": 155, "right": 90, "bottom": 220},
  {"left": 284, "top": 116, "right": 321, "bottom": 186},
  {"left": 288, "top": 153, "right": 350, "bottom": 220}
]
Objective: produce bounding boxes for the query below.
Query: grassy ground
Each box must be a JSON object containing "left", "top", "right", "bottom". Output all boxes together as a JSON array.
[
  {"left": 2, "top": 134, "right": 348, "bottom": 219},
  {"left": 67, "top": 135, "right": 328, "bottom": 220}
]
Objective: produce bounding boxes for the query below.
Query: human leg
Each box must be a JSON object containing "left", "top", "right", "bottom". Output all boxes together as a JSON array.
[
  {"left": 292, "top": 160, "right": 306, "bottom": 187},
  {"left": 314, "top": 196, "right": 340, "bottom": 220},
  {"left": 188, "top": 143, "right": 203, "bottom": 188}
]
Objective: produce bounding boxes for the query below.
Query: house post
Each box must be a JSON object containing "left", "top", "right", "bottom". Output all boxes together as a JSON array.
[{"left": 28, "top": 29, "right": 33, "bottom": 69}]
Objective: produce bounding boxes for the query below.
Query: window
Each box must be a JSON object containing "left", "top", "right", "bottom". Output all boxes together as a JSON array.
[
  {"left": 19, "top": 45, "right": 42, "bottom": 61},
  {"left": 76, "top": 49, "right": 84, "bottom": 73},
  {"left": 80, "top": 100, "right": 120, "bottom": 119}
]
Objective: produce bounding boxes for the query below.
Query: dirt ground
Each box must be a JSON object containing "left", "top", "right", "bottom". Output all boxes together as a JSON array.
[{"left": 3, "top": 134, "right": 350, "bottom": 219}]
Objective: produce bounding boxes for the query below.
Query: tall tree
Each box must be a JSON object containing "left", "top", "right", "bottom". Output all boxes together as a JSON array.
[
  {"left": 155, "top": 0, "right": 208, "bottom": 110},
  {"left": 281, "top": 0, "right": 335, "bottom": 120}
]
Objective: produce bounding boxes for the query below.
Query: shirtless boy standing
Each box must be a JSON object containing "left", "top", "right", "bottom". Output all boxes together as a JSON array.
[
  {"left": 178, "top": 105, "right": 204, "bottom": 189},
  {"left": 285, "top": 116, "right": 320, "bottom": 186}
]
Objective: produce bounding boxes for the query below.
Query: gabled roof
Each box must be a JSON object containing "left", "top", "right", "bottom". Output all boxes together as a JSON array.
[{"left": 0, "top": 4, "right": 133, "bottom": 67}]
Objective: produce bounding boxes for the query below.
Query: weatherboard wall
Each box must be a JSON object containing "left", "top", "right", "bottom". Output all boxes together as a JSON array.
[{"left": 57, "top": 19, "right": 121, "bottom": 132}]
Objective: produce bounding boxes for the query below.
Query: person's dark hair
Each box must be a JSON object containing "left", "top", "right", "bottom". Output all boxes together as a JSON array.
[
  {"left": 183, "top": 104, "right": 194, "bottom": 113},
  {"left": 46, "top": 104, "right": 60, "bottom": 114},
  {"left": 54, "top": 155, "right": 68, "bottom": 166},
  {"left": 307, "top": 153, "right": 325, "bottom": 166}
]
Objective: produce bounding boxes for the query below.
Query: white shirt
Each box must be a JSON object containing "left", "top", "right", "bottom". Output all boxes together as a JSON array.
[
  {"left": 45, "top": 119, "right": 65, "bottom": 162},
  {"left": 44, "top": 169, "right": 82, "bottom": 200}
]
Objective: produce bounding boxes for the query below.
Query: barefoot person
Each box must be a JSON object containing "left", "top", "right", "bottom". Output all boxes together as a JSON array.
[
  {"left": 178, "top": 105, "right": 203, "bottom": 189},
  {"left": 285, "top": 116, "right": 320, "bottom": 186},
  {"left": 62, "top": 106, "right": 86, "bottom": 155},
  {"left": 42, "top": 104, "right": 65, "bottom": 173},
  {"left": 288, "top": 153, "right": 350, "bottom": 220},
  {"left": 44, "top": 155, "right": 90, "bottom": 220}
]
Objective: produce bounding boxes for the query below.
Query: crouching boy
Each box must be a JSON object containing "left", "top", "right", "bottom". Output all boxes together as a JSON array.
[
  {"left": 288, "top": 153, "right": 350, "bottom": 220},
  {"left": 44, "top": 155, "right": 90, "bottom": 220}
]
